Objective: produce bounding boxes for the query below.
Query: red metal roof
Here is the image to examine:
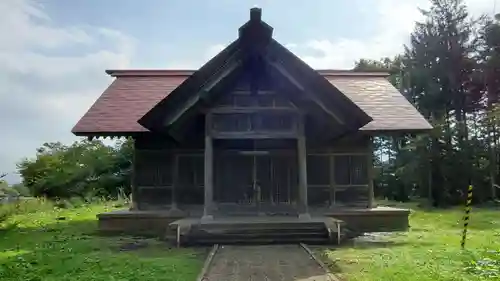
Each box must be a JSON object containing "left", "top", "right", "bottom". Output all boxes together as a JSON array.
[
  {"left": 71, "top": 69, "right": 431, "bottom": 135},
  {"left": 72, "top": 74, "right": 187, "bottom": 134}
]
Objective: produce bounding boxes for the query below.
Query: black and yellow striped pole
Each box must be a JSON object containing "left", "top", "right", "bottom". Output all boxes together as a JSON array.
[{"left": 461, "top": 185, "right": 473, "bottom": 249}]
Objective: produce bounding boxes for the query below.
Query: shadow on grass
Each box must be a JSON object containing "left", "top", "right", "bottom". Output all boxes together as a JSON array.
[
  {"left": 0, "top": 219, "right": 207, "bottom": 281},
  {"left": 0, "top": 217, "right": 205, "bottom": 255}
]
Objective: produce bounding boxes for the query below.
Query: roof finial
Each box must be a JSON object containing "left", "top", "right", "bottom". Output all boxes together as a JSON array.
[{"left": 250, "top": 7, "right": 262, "bottom": 22}]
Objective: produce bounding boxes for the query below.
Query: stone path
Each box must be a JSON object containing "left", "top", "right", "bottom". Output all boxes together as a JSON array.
[{"left": 202, "top": 244, "right": 333, "bottom": 281}]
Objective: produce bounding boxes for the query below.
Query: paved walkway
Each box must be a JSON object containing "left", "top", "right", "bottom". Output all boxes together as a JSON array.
[{"left": 202, "top": 245, "right": 333, "bottom": 281}]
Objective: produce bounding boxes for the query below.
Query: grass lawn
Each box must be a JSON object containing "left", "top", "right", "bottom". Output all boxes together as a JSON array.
[
  {"left": 0, "top": 202, "right": 205, "bottom": 281},
  {"left": 315, "top": 203, "right": 500, "bottom": 281}
]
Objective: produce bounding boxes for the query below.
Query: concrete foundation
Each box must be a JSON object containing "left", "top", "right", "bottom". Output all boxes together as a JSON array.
[{"left": 97, "top": 206, "right": 410, "bottom": 237}]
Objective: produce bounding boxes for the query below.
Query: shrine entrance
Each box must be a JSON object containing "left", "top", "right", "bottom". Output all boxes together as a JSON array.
[{"left": 214, "top": 148, "right": 298, "bottom": 215}]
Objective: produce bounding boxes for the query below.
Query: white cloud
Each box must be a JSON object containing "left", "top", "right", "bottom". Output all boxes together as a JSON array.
[
  {"left": 294, "top": 0, "right": 496, "bottom": 69},
  {"left": 0, "top": 0, "right": 135, "bottom": 183},
  {"left": 165, "top": 43, "right": 228, "bottom": 69}
]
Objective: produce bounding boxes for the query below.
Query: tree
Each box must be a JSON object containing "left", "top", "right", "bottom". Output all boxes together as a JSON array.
[
  {"left": 356, "top": 0, "right": 500, "bottom": 206},
  {"left": 17, "top": 139, "right": 132, "bottom": 199}
]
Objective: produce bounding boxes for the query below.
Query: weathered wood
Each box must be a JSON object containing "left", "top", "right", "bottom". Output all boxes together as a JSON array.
[
  {"left": 163, "top": 53, "right": 243, "bottom": 128},
  {"left": 297, "top": 136, "right": 309, "bottom": 216},
  {"left": 210, "top": 107, "right": 298, "bottom": 114},
  {"left": 307, "top": 152, "right": 370, "bottom": 156},
  {"left": 367, "top": 137, "right": 376, "bottom": 208},
  {"left": 329, "top": 154, "right": 336, "bottom": 206},
  {"left": 170, "top": 154, "right": 179, "bottom": 208},
  {"left": 203, "top": 114, "right": 214, "bottom": 219},
  {"left": 168, "top": 152, "right": 185, "bottom": 216},
  {"left": 212, "top": 132, "right": 299, "bottom": 139},
  {"left": 210, "top": 110, "right": 300, "bottom": 136},
  {"left": 130, "top": 143, "right": 138, "bottom": 210},
  {"left": 269, "top": 61, "right": 344, "bottom": 125}
]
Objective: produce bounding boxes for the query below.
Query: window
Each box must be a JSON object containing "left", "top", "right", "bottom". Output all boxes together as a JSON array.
[
  {"left": 334, "top": 155, "right": 368, "bottom": 185},
  {"left": 135, "top": 150, "right": 173, "bottom": 187},
  {"left": 213, "top": 88, "right": 295, "bottom": 109},
  {"left": 212, "top": 113, "right": 251, "bottom": 132},
  {"left": 178, "top": 155, "right": 204, "bottom": 187},
  {"left": 253, "top": 112, "right": 296, "bottom": 131},
  {"left": 134, "top": 150, "right": 174, "bottom": 209},
  {"left": 307, "top": 155, "right": 330, "bottom": 186},
  {"left": 177, "top": 155, "right": 204, "bottom": 204},
  {"left": 212, "top": 112, "right": 297, "bottom": 133},
  {"left": 308, "top": 187, "right": 331, "bottom": 206}
]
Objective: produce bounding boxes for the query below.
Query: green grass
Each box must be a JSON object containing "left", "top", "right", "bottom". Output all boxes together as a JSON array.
[
  {"left": 316, "top": 203, "right": 500, "bottom": 281},
  {"left": 0, "top": 201, "right": 205, "bottom": 281}
]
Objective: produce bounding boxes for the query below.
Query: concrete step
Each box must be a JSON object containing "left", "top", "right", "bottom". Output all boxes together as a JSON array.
[
  {"left": 182, "top": 222, "right": 334, "bottom": 245},
  {"left": 188, "top": 231, "right": 328, "bottom": 239},
  {"left": 192, "top": 224, "right": 325, "bottom": 233},
  {"left": 170, "top": 217, "right": 349, "bottom": 246},
  {"left": 183, "top": 236, "right": 331, "bottom": 246},
  {"left": 192, "top": 221, "right": 326, "bottom": 230}
]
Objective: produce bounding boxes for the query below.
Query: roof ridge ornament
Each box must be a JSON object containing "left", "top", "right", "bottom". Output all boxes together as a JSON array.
[
  {"left": 250, "top": 7, "right": 262, "bottom": 22},
  {"left": 238, "top": 7, "right": 273, "bottom": 54}
]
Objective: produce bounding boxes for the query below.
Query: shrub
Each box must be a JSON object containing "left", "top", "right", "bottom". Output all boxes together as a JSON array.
[{"left": 0, "top": 197, "right": 54, "bottom": 228}]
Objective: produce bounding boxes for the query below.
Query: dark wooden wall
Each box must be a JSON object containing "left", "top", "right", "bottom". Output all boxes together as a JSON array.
[
  {"left": 133, "top": 134, "right": 204, "bottom": 210},
  {"left": 132, "top": 132, "right": 371, "bottom": 210}
]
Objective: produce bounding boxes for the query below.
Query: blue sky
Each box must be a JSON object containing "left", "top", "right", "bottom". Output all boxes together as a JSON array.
[{"left": 0, "top": 0, "right": 497, "bottom": 183}]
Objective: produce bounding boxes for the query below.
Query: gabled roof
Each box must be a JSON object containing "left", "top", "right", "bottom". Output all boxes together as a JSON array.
[
  {"left": 135, "top": 8, "right": 373, "bottom": 140},
  {"left": 71, "top": 8, "right": 432, "bottom": 137},
  {"left": 71, "top": 70, "right": 432, "bottom": 135}
]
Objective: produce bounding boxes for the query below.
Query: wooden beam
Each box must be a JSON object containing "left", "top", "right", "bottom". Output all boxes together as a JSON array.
[
  {"left": 307, "top": 152, "right": 370, "bottom": 156},
  {"left": 269, "top": 61, "right": 345, "bottom": 125},
  {"left": 166, "top": 60, "right": 242, "bottom": 128}
]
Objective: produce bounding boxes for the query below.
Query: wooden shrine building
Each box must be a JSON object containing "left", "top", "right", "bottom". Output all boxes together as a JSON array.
[{"left": 72, "top": 8, "right": 432, "bottom": 241}]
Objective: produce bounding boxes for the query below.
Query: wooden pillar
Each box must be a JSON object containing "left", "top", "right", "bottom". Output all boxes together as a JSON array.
[
  {"left": 203, "top": 114, "right": 214, "bottom": 220},
  {"left": 297, "top": 116, "right": 310, "bottom": 219},
  {"left": 171, "top": 154, "right": 178, "bottom": 208},
  {"left": 166, "top": 153, "right": 185, "bottom": 216},
  {"left": 367, "top": 136, "right": 376, "bottom": 208},
  {"left": 297, "top": 136, "right": 309, "bottom": 218},
  {"left": 129, "top": 143, "right": 138, "bottom": 210},
  {"left": 329, "top": 154, "right": 336, "bottom": 207}
]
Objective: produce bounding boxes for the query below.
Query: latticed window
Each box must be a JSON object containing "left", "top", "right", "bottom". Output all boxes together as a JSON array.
[
  {"left": 306, "top": 154, "right": 368, "bottom": 187},
  {"left": 307, "top": 155, "right": 330, "bottom": 186},
  {"left": 134, "top": 150, "right": 174, "bottom": 208},
  {"left": 212, "top": 113, "right": 251, "bottom": 132},
  {"left": 334, "top": 155, "right": 368, "bottom": 185},
  {"left": 212, "top": 112, "right": 298, "bottom": 133},
  {"left": 214, "top": 93, "right": 294, "bottom": 108},
  {"left": 306, "top": 153, "right": 369, "bottom": 206},
  {"left": 177, "top": 155, "right": 204, "bottom": 204}
]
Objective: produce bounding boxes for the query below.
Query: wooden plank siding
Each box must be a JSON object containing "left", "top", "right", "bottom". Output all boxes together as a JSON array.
[{"left": 132, "top": 133, "right": 372, "bottom": 211}]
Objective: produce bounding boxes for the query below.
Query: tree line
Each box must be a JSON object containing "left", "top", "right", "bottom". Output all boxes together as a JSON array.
[
  {"left": 1, "top": 140, "right": 132, "bottom": 200},
  {"left": 3, "top": 0, "right": 500, "bottom": 206},
  {"left": 361, "top": 0, "right": 500, "bottom": 206}
]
